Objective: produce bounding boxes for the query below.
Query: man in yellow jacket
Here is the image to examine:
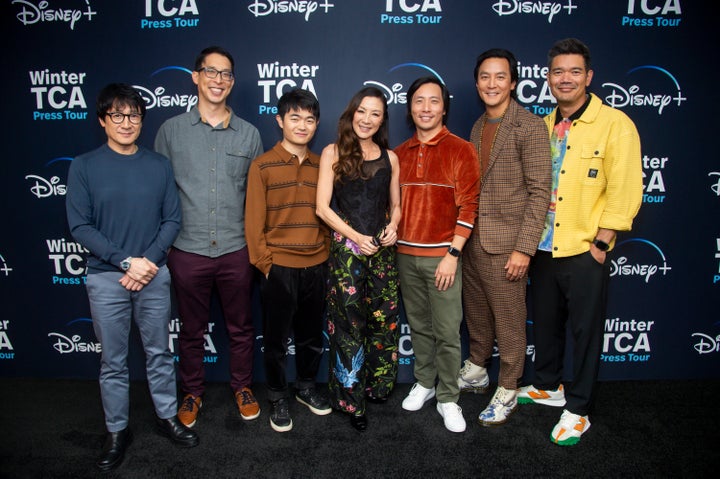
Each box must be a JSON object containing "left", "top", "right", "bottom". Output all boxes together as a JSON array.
[{"left": 518, "top": 38, "right": 643, "bottom": 446}]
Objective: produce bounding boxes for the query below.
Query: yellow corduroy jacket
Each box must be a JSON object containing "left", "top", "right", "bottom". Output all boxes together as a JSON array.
[{"left": 543, "top": 93, "right": 643, "bottom": 258}]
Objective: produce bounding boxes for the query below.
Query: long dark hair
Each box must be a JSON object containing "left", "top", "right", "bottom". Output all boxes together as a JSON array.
[{"left": 333, "top": 86, "right": 389, "bottom": 183}]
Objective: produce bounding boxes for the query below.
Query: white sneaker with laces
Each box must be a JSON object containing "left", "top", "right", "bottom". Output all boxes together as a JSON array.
[
  {"left": 457, "top": 359, "right": 489, "bottom": 393},
  {"left": 550, "top": 409, "right": 591, "bottom": 446},
  {"left": 517, "top": 383, "right": 566, "bottom": 407},
  {"left": 478, "top": 386, "right": 517, "bottom": 426},
  {"left": 401, "top": 383, "right": 436, "bottom": 411},
  {"left": 436, "top": 401, "right": 466, "bottom": 432}
]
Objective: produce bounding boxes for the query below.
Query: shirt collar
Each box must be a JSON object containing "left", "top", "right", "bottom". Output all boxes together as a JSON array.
[
  {"left": 554, "top": 93, "right": 592, "bottom": 125},
  {"left": 272, "top": 141, "right": 317, "bottom": 165},
  {"left": 406, "top": 125, "right": 450, "bottom": 148},
  {"left": 191, "top": 106, "right": 235, "bottom": 130}
]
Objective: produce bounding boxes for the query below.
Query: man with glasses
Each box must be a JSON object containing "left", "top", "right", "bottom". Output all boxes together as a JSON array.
[
  {"left": 155, "top": 46, "right": 264, "bottom": 428},
  {"left": 67, "top": 83, "right": 198, "bottom": 472}
]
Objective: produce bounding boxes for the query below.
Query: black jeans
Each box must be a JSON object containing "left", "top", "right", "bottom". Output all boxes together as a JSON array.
[{"left": 260, "top": 263, "right": 327, "bottom": 401}]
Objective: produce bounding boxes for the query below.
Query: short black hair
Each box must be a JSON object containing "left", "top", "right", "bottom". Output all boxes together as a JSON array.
[
  {"left": 194, "top": 46, "right": 235, "bottom": 72},
  {"left": 277, "top": 88, "right": 320, "bottom": 120},
  {"left": 473, "top": 48, "right": 519, "bottom": 99},
  {"left": 548, "top": 38, "right": 592, "bottom": 70},
  {"left": 96, "top": 83, "right": 146, "bottom": 120},
  {"left": 406, "top": 76, "right": 450, "bottom": 126}
]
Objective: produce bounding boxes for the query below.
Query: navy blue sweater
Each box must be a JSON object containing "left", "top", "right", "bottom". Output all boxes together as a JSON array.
[{"left": 66, "top": 144, "right": 181, "bottom": 274}]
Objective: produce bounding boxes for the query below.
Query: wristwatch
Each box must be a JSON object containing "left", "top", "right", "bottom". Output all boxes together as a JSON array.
[
  {"left": 447, "top": 246, "right": 461, "bottom": 257},
  {"left": 120, "top": 257, "right": 133, "bottom": 271},
  {"left": 592, "top": 239, "right": 610, "bottom": 252}
]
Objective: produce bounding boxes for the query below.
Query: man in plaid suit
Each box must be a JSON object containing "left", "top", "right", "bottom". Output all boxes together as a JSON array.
[{"left": 458, "top": 48, "right": 551, "bottom": 426}]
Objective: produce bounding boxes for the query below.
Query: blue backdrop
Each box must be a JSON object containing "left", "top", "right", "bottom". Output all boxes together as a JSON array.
[{"left": 2, "top": 0, "right": 718, "bottom": 384}]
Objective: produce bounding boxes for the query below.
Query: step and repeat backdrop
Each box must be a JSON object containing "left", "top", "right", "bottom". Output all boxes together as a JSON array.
[{"left": 2, "top": 0, "right": 718, "bottom": 384}]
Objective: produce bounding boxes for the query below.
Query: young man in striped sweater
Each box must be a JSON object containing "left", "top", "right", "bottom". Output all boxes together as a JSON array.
[{"left": 245, "top": 88, "right": 331, "bottom": 432}]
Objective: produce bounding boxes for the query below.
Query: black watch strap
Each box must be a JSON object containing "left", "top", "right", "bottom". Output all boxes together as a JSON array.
[
  {"left": 593, "top": 239, "right": 610, "bottom": 252},
  {"left": 447, "top": 246, "right": 461, "bottom": 257}
]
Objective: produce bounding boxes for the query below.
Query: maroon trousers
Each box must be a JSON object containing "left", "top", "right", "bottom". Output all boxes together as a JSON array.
[{"left": 168, "top": 248, "right": 254, "bottom": 396}]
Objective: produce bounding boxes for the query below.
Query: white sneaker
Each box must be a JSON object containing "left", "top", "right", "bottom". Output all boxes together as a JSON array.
[
  {"left": 550, "top": 409, "right": 591, "bottom": 446},
  {"left": 457, "top": 359, "right": 489, "bottom": 393},
  {"left": 478, "top": 386, "right": 517, "bottom": 426},
  {"left": 517, "top": 383, "right": 566, "bottom": 407},
  {"left": 436, "top": 402, "right": 466, "bottom": 433},
  {"left": 401, "top": 383, "right": 436, "bottom": 411}
]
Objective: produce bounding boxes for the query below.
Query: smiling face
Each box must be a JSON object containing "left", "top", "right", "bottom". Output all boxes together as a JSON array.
[
  {"left": 547, "top": 53, "right": 593, "bottom": 115},
  {"left": 410, "top": 82, "right": 445, "bottom": 138},
  {"left": 192, "top": 52, "right": 235, "bottom": 107},
  {"left": 476, "top": 57, "right": 516, "bottom": 118},
  {"left": 352, "top": 96, "right": 385, "bottom": 141},
  {"left": 276, "top": 107, "right": 318, "bottom": 149},
  {"left": 100, "top": 102, "right": 141, "bottom": 154}
]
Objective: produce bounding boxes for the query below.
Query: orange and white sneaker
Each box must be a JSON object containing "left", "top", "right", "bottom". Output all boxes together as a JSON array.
[
  {"left": 178, "top": 394, "right": 202, "bottom": 428},
  {"left": 550, "top": 409, "right": 590, "bottom": 446},
  {"left": 236, "top": 387, "right": 261, "bottom": 420},
  {"left": 517, "top": 384, "right": 566, "bottom": 407}
]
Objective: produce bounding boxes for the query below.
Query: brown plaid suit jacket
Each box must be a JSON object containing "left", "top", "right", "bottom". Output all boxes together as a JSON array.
[{"left": 469, "top": 99, "right": 552, "bottom": 256}]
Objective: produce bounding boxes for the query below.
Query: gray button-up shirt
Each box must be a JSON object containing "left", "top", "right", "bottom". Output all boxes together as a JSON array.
[{"left": 155, "top": 106, "right": 263, "bottom": 258}]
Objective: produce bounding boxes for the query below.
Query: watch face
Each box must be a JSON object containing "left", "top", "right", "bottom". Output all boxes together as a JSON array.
[{"left": 121, "top": 260, "right": 131, "bottom": 271}]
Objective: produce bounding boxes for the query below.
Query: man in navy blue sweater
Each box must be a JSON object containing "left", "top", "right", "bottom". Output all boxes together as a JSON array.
[{"left": 66, "top": 83, "right": 198, "bottom": 472}]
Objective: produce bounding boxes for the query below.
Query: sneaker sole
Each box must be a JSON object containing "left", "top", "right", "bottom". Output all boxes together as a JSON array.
[
  {"left": 551, "top": 435, "right": 582, "bottom": 446},
  {"left": 295, "top": 396, "right": 332, "bottom": 416},
  {"left": 443, "top": 422, "right": 466, "bottom": 433},
  {"left": 517, "top": 396, "right": 566, "bottom": 407},
  {"left": 550, "top": 416, "right": 590, "bottom": 446},
  {"left": 240, "top": 409, "right": 261, "bottom": 421},
  {"left": 270, "top": 419, "right": 293, "bottom": 433},
  {"left": 459, "top": 384, "right": 490, "bottom": 394},
  {"left": 478, "top": 404, "right": 517, "bottom": 427}
]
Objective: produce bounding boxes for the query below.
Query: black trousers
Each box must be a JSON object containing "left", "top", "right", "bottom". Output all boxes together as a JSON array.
[
  {"left": 529, "top": 251, "right": 609, "bottom": 416},
  {"left": 260, "top": 263, "right": 327, "bottom": 402}
]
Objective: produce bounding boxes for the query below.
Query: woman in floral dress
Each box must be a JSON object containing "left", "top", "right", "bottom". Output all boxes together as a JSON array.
[{"left": 316, "top": 86, "right": 401, "bottom": 431}]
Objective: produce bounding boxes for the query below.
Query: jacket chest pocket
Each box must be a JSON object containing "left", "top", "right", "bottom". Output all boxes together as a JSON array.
[{"left": 580, "top": 144, "right": 606, "bottom": 185}]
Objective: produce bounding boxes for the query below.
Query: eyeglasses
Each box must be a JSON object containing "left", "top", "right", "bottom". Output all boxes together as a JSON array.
[
  {"left": 198, "top": 67, "right": 235, "bottom": 81},
  {"left": 106, "top": 112, "right": 142, "bottom": 124}
]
